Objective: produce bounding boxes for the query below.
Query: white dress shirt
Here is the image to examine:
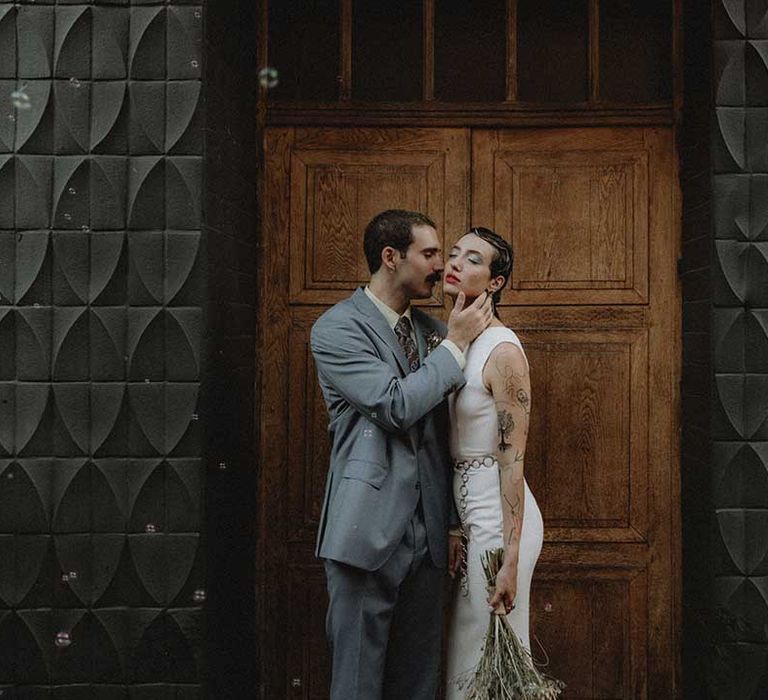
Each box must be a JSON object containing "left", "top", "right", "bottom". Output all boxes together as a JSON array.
[{"left": 364, "top": 287, "right": 466, "bottom": 370}]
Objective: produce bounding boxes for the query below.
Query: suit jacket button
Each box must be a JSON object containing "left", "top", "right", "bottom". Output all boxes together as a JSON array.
[{"left": 415, "top": 481, "right": 421, "bottom": 490}]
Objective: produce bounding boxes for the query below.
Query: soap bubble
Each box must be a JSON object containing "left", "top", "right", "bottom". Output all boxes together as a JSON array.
[
  {"left": 258, "top": 67, "right": 279, "bottom": 89},
  {"left": 11, "top": 87, "right": 31, "bottom": 111},
  {"left": 55, "top": 631, "right": 72, "bottom": 648}
]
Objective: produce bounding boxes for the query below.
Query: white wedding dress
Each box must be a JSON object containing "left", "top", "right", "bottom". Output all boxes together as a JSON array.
[{"left": 445, "top": 326, "right": 544, "bottom": 699}]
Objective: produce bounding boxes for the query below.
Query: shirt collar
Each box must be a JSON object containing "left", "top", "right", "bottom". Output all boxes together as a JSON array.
[{"left": 364, "top": 286, "right": 412, "bottom": 331}]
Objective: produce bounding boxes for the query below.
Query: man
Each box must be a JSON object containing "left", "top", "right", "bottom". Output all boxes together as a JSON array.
[{"left": 310, "top": 209, "right": 493, "bottom": 699}]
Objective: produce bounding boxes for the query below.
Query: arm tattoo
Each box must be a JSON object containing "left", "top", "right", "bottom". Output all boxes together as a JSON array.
[
  {"left": 503, "top": 492, "right": 522, "bottom": 545},
  {"left": 497, "top": 410, "right": 514, "bottom": 452}
]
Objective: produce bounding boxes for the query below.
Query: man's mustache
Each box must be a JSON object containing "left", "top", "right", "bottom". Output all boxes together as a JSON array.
[{"left": 426, "top": 272, "right": 443, "bottom": 283}]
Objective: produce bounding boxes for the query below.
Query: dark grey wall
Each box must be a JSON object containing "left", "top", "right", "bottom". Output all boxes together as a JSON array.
[
  {"left": 202, "top": 0, "right": 259, "bottom": 697},
  {"left": 0, "top": 0, "right": 213, "bottom": 696},
  {"left": 680, "top": 1, "right": 714, "bottom": 697}
]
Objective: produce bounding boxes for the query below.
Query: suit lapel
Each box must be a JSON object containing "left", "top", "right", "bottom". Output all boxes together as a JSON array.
[{"left": 351, "top": 288, "right": 409, "bottom": 375}]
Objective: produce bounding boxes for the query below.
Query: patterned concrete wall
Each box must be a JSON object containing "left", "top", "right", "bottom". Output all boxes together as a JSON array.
[
  {"left": 0, "top": 0, "right": 206, "bottom": 696},
  {"left": 711, "top": 0, "right": 768, "bottom": 696}
]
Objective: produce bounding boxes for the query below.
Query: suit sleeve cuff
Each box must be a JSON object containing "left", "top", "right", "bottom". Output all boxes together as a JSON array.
[{"left": 440, "top": 339, "right": 466, "bottom": 370}]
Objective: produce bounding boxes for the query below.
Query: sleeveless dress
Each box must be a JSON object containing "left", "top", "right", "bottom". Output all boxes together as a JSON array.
[{"left": 445, "top": 326, "right": 544, "bottom": 699}]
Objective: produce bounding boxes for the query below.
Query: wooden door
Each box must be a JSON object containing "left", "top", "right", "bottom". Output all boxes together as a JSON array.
[
  {"left": 472, "top": 127, "right": 679, "bottom": 699},
  {"left": 258, "top": 126, "right": 680, "bottom": 698},
  {"left": 259, "top": 127, "right": 470, "bottom": 698}
]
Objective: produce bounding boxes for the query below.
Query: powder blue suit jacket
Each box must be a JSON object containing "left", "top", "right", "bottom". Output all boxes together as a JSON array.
[{"left": 310, "top": 287, "right": 465, "bottom": 572}]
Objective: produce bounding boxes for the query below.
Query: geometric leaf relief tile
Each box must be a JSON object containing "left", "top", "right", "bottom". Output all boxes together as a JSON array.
[
  {"left": 713, "top": 107, "right": 746, "bottom": 173},
  {"left": 713, "top": 441, "right": 768, "bottom": 509},
  {"left": 167, "top": 7, "right": 202, "bottom": 81},
  {"left": 92, "top": 80, "right": 130, "bottom": 154},
  {"left": 0, "top": 608, "right": 202, "bottom": 684},
  {"left": 165, "top": 308, "right": 202, "bottom": 380},
  {"left": 129, "top": 81, "right": 165, "bottom": 155},
  {"left": 714, "top": 173, "right": 751, "bottom": 241},
  {"left": 714, "top": 240, "right": 768, "bottom": 307},
  {"left": 746, "top": 41, "right": 768, "bottom": 106},
  {"left": 0, "top": 607, "right": 202, "bottom": 684},
  {"left": 0, "top": 533, "right": 50, "bottom": 608},
  {"left": 747, "top": 106, "right": 768, "bottom": 172},
  {"left": 15, "top": 156, "right": 54, "bottom": 229},
  {"left": 130, "top": 8, "right": 166, "bottom": 82},
  {"left": 128, "top": 533, "right": 199, "bottom": 606},
  {"left": 55, "top": 6, "right": 91, "bottom": 80},
  {"left": 54, "top": 533, "right": 124, "bottom": 607},
  {"left": 0, "top": 383, "right": 199, "bottom": 458},
  {"left": 713, "top": 308, "right": 768, "bottom": 373},
  {"left": 749, "top": 0, "right": 768, "bottom": 39},
  {"left": 167, "top": 81, "right": 202, "bottom": 155},
  {"left": 713, "top": 374, "right": 768, "bottom": 439},
  {"left": 714, "top": 307, "right": 746, "bottom": 372},
  {"left": 716, "top": 508, "right": 768, "bottom": 574},
  {"left": 713, "top": 577, "right": 768, "bottom": 646},
  {"left": 712, "top": 173, "right": 768, "bottom": 242},
  {"left": 52, "top": 231, "right": 90, "bottom": 306},
  {"left": 128, "top": 610, "right": 202, "bottom": 683},
  {"left": 715, "top": 1, "right": 746, "bottom": 40},
  {"left": 0, "top": 10, "right": 16, "bottom": 83},
  {"left": 92, "top": 9, "right": 129, "bottom": 83},
  {"left": 17, "top": 7, "right": 54, "bottom": 80},
  {"left": 15, "top": 230, "right": 52, "bottom": 307},
  {"left": 15, "top": 83, "right": 55, "bottom": 155},
  {"left": 54, "top": 79, "right": 91, "bottom": 157},
  {"left": 165, "top": 230, "right": 201, "bottom": 305},
  {"left": 751, "top": 174, "right": 768, "bottom": 241},
  {"left": 127, "top": 157, "right": 165, "bottom": 230},
  {"left": 127, "top": 231, "right": 164, "bottom": 304},
  {"left": 746, "top": 310, "right": 768, "bottom": 372},
  {"left": 90, "top": 231, "right": 128, "bottom": 305},
  {"left": 715, "top": 40, "right": 746, "bottom": 107},
  {"left": 52, "top": 156, "right": 89, "bottom": 229}
]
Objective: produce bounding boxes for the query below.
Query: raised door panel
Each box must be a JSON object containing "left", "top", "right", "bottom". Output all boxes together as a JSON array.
[
  {"left": 531, "top": 568, "right": 647, "bottom": 699},
  {"left": 285, "top": 564, "right": 331, "bottom": 698},
  {"left": 474, "top": 129, "right": 651, "bottom": 305},
  {"left": 286, "top": 312, "right": 332, "bottom": 541},
  {"left": 519, "top": 327, "right": 649, "bottom": 543},
  {"left": 288, "top": 128, "right": 470, "bottom": 305}
]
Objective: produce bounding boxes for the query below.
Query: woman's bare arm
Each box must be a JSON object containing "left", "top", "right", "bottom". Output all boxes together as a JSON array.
[{"left": 484, "top": 341, "right": 531, "bottom": 613}]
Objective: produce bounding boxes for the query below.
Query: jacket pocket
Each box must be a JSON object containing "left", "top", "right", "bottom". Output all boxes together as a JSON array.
[{"left": 342, "top": 459, "right": 388, "bottom": 489}]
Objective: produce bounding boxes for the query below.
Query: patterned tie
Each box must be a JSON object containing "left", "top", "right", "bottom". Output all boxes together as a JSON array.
[{"left": 394, "top": 316, "right": 420, "bottom": 373}]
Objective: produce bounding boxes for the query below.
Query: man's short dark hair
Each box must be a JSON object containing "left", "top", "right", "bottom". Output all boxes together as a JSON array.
[{"left": 364, "top": 209, "right": 437, "bottom": 274}]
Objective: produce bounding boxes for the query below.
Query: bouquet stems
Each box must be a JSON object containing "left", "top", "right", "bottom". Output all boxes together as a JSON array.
[{"left": 461, "top": 548, "right": 564, "bottom": 700}]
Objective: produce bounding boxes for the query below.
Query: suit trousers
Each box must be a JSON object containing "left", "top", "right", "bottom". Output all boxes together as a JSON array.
[{"left": 324, "top": 501, "right": 445, "bottom": 699}]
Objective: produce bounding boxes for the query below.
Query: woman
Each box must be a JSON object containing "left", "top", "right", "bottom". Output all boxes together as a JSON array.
[{"left": 443, "top": 228, "right": 544, "bottom": 698}]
